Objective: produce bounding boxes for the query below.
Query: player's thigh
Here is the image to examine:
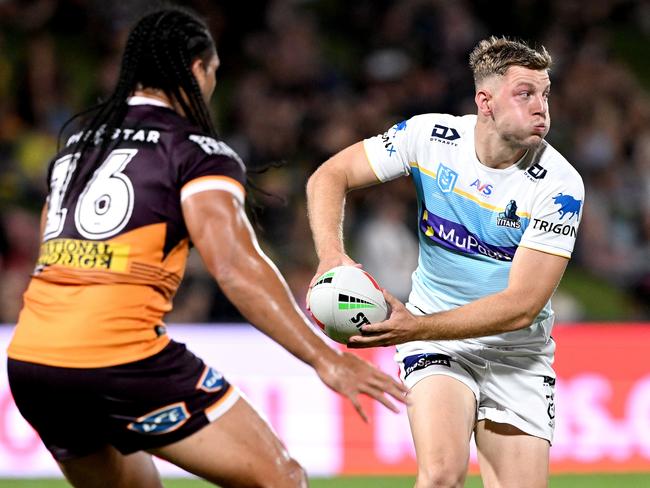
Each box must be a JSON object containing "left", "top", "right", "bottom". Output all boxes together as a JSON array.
[
  {"left": 149, "top": 394, "right": 306, "bottom": 488},
  {"left": 475, "top": 420, "right": 549, "bottom": 488},
  {"left": 407, "top": 374, "right": 477, "bottom": 487},
  {"left": 58, "top": 445, "right": 162, "bottom": 488}
]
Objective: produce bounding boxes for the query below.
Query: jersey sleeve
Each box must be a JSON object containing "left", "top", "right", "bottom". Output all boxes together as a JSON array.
[
  {"left": 519, "top": 167, "right": 585, "bottom": 258},
  {"left": 176, "top": 134, "right": 247, "bottom": 204},
  {"left": 362, "top": 116, "right": 428, "bottom": 182}
]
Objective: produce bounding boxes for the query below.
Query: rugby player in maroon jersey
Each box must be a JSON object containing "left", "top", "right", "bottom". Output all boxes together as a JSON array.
[{"left": 7, "top": 7, "right": 407, "bottom": 487}]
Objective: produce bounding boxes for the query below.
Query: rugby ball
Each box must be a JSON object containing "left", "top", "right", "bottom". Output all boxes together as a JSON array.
[{"left": 308, "top": 266, "right": 388, "bottom": 344}]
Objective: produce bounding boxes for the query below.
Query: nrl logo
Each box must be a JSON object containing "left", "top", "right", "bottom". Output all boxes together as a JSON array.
[{"left": 436, "top": 163, "right": 458, "bottom": 193}]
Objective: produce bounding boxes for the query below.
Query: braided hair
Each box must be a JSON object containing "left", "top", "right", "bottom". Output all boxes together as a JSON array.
[{"left": 58, "top": 7, "right": 216, "bottom": 205}]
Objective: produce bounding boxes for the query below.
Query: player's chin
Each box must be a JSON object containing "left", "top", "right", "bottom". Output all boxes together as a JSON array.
[{"left": 522, "top": 133, "right": 546, "bottom": 148}]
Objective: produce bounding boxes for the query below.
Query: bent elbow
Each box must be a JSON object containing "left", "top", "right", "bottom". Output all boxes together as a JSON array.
[
  {"left": 511, "top": 299, "right": 547, "bottom": 331},
  {"left": 306, "top": 165, "right": 327, "bottom": 197},
  {"left": 305, "top": 172, "right": 317, "bottom": 198}
]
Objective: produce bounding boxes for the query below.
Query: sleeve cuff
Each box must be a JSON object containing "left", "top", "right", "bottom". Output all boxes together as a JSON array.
[{"left": 180, "top": 176, "right": 245, "bottom": 204}]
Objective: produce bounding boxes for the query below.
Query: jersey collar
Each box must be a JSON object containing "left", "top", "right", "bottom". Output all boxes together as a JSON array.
[{"left": 127, "top": 95, "right": 171, "bottom": 108}]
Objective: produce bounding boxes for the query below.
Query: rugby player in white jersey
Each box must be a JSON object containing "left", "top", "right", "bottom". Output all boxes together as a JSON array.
[{"left": 306, "top": 36, "right": 584, "bottom": 488}]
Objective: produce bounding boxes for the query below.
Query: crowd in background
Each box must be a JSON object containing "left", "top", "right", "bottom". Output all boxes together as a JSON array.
[{"left": 1, "top": 0, "right": 649, "bottom": 324}]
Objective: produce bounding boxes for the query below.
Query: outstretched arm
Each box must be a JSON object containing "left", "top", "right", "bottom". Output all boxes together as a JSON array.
[
  {"left": 182, "top": 188, "right": 407, "bottom": 419},
  {"left": 349, "top": 246, "right": 569, "bottom": 346}
]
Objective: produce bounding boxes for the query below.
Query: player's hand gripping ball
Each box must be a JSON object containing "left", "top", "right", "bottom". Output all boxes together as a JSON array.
[{"left": 308, "top": 266, "right": 388, "bottom": 344}]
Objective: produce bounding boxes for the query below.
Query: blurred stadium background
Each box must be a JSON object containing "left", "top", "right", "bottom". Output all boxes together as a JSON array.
[{"left": 0, "top": 0, "right": 649, "bottom": 485}]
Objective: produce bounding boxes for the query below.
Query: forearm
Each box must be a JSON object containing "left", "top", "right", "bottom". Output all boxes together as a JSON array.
[
  {"left": 306, "top": 169, "right": 348, "bottom": 260},
  {"left": 216, "top": 248, "right": 337, "bottom": 367},
  {"left": 419, "top": 289, "right": 540, "bottom": 340}
]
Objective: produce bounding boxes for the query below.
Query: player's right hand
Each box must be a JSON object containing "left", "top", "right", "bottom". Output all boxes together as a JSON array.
[
  {"left": 307, "top": 254, "right": 361, "bottom": 312},
  {"left": 308, "top": 254, "right": 361, "bottom": 289},
  {"left": 312, "top": 347, "right": 409, "bottom": 422}
]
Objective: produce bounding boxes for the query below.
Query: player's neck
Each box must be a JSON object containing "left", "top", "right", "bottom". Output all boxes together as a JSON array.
[
  {"left": 474, "top": 120, "right": 526, "bottom": 169},
  {"left": 132, "top": 88, "right": 172, "bottom": 106},
  {"left": 132, "top": 88, "right": 186, "bottom": 116}
]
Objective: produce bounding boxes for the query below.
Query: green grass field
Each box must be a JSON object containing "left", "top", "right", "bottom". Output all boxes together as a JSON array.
[{"left": 1, "top": 475, "right": 649, "bottom": 487}]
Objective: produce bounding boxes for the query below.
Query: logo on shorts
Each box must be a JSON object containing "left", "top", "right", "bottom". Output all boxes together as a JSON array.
[
  {"left": 127, "top": 402, "right": 190, "bottom": 435},
  {"left": 543, "top": 376, "right": 556, "bottom": 422},
  {"left": 403, "top": 353, "right": 451, "bottom": 378},
  {"left": 197, "top": 366, "right": 225, "bottom": 393}
]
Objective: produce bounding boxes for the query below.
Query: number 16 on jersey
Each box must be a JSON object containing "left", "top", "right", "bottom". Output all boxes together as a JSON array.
[{"left": 44, "top": 149, "right": 138, "bottom": 241}]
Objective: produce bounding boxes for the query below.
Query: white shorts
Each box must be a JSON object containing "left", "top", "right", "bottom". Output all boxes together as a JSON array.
[{"left": 396, "top": 306, "right": 557, "bottom": 442}]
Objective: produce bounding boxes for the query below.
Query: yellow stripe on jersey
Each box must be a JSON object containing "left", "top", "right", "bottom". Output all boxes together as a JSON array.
[
  {"left": 408, "top": 162, "right": 532, "bottom": 218},
  {"left": 181, "top": 176, "right": 245, "bottom": 204}
]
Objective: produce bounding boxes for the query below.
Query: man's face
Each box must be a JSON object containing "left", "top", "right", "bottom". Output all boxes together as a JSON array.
[{"left": 489, "top": 66, "right": 551, "bottom": 149}]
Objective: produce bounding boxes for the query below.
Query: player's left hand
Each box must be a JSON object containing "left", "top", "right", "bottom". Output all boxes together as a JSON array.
[
  {"left": 314, "top": 347, "right": 409, "bottom": 422},
  {"left": 347, "top": 289, "right": 423, "bottom": 347}
]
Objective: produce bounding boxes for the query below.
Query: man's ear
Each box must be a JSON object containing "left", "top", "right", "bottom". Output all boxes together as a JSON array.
[
  {"left": 191, "top": 58, "right": 206, "bottom": 80},
  {"left": 475, "top": 88, "right": 493, "bottom": 117}
]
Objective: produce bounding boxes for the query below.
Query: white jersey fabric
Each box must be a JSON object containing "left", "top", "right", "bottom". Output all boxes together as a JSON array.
[{"left": 363, "top": 113, "right": 584, "bottom": 348}]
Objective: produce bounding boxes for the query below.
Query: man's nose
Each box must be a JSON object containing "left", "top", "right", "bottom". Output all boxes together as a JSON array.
[{"left": 533, "top": 95, "right": 547, "bottom": 115}]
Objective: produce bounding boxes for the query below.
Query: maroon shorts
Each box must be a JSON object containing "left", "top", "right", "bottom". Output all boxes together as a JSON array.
[{"left": 7, "top": 340, "right": 238, "bottom": 461}]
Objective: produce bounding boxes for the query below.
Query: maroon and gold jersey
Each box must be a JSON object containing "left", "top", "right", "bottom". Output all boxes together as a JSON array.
[{"left": 8, "top": 97, "right": 246, "bottom": 367}]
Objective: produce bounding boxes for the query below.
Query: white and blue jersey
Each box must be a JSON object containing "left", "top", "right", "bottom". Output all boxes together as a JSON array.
[{"left": 363, "top": 114, "right": 584, "bottom": 347}]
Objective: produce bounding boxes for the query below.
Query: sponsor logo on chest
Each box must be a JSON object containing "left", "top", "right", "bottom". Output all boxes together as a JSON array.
[{"left": 470, "top": 178, "right": 493, "bottom": 196}]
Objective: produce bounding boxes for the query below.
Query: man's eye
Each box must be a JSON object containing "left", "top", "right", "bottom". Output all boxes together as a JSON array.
[{"left": 520, "top": 92, "right": 530, "bottom": 98}]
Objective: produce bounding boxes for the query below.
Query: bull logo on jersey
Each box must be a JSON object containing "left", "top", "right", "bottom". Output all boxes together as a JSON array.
[
  {"left": 496, "top": 200, "right": 521, "bottom": 229},
  {"left": 436, "top": 164, "right": 458, "bottom": 193},
  {"left": 127, "top": 402, "right": 190, "bottom": 435},
  {"left": 552, "top": 193, "right": 582, "bottom": 221}
]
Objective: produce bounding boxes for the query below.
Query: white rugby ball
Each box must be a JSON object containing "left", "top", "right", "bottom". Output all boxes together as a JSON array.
[{"left": 308, "top": 266, "right": 388, "bottom": 344}]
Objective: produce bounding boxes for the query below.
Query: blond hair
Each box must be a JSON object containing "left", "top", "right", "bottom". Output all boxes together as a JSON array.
[{"left": 469, "top": 36, "right": 552, "bottom": 86}]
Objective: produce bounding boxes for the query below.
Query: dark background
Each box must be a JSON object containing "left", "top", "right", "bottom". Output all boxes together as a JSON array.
[{"left": 1, "top": 0, "right": 648, "bottom": 323}]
